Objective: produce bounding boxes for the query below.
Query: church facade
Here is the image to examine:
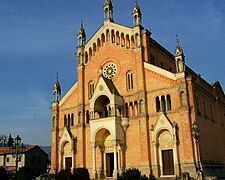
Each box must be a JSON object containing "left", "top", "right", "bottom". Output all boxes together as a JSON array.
[{"left": 50, "top": 1, "right": 225, "bottom": 179}]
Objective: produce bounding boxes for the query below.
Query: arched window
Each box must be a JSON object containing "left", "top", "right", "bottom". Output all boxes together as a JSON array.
[
  {"left": 180, "top": 91, "right": 186, "bottom": 107},
  {"left": 127, "top": 71, "right": 133, "bottom": 90},
  {"left": 71, "top": 113, "right": 74, "bottom": 126},
  {"left": 86, "top": 110, "right": 90, "bottom": 124},
  {"left": 101, "top": 33, "right": 105, "bottom": 47},
  {"left": 135, "top": 33, "right": 139, "bottom": 47},
  {"left": 126, "top": 34, "right": 130, "bottom": 48},
  {"left": 52, "top": 116, "right": 55, "bottom": 128},
  {"left": 131, "top": 36, "right": 134, "bottom": 48},
  {"left": 97, "top": 38, "right": 101, "bottom": 51},
  {"left": 93, "top": 43, "right": 96, "bottom": 56},
  {"left": 64, "top": 115, "right": 67, "bottom": 127},
  {"left": 161, "top": 95, "right": 166, "bottom": 112},
  {"left": 68, "top": 114, "right": 70, "bottom": 127},
  {"left": 116, "top": 31, "right": 120, "bottom": 45},
  {"left": 106, "top": 29, "right": 110, "bottom": 42},
  {"left": 121, "top": 33, "right": 125, "bottom": 47},
  {"left": 129, "top": 102, "right": 133, "bottom": 117},
  {"left": 85, "top": 51, "right": 88, "bottom": 64},
  {"left": 134, "top": 101, "right": 138, "bottom": 116},
  {"left": 167, "top": 94, "right": 171, "bottom": 110},
  {"left": 88, "top": 81, "right": 94, "bottom": 99},
  {"left": 78, "top": 111, "right": 82, "bottom": 124},
  {"left": 111, "top": 30, "right": 115, "bottom": 43},
  {"left": 156, "top": 96, "right": 160, "bottom": 112}
]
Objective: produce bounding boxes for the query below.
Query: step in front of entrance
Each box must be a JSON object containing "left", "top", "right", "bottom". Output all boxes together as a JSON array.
[{"left": 156, "top": 177, "right": 177, "bottom": 180}]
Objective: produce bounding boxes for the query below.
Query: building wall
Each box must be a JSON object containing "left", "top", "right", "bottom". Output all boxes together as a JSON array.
[{"left": 50, "top": 1, "right": 225, "bottom": 179}]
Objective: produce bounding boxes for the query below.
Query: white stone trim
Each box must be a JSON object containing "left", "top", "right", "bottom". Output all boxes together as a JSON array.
[{"left": 144, "top": 62, "right": 177, "bottom": 80}]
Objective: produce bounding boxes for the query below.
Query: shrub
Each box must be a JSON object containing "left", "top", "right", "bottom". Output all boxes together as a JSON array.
[
  {"left": 55, "top": 169, "right": 83, "bottom": 180},
  {"left": 0, "top": 167, "right": 8, "bottom": 180},
  {"left": 17, "top": 167, "right": 31, "bottom": 180},
  {"left": 74, "top": 167, "right": 90, "bottom": 180},
  {"left": 55, "top": 170, "right": 73, "bottom": 180},
  {"left": 118, "top": 168, "right": 149, "bottom": 180}
]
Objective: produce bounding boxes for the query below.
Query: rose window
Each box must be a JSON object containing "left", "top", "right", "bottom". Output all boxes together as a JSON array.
[{"left": 103, "top": 62, "right": 117, "bottom": 79}]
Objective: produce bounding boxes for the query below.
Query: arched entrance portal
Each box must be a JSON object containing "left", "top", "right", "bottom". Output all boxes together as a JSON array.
[
  {"left": 158, "top": 130, "right": 175, "bottom": 176},
  {"left": 92, "top": 128, "right": 122, "bottom": 179}
]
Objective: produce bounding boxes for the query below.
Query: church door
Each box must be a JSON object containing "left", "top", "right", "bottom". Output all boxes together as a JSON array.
[
  {"left": 65, "top": 157, "right": 72, "bottom": 171},
  {"left": 106, "top": 153, "right": 114, "bottom": 177},
  {"left": 162, "top": 149, "right": 174, "bottom": 175}
]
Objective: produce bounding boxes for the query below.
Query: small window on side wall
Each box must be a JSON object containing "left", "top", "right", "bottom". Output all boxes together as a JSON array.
[
  {"left": 127, "top": 71, "right": 133, "bottom": 90},
  {"left": 88, "top": 81, "right": 94, "bottom": 99}
]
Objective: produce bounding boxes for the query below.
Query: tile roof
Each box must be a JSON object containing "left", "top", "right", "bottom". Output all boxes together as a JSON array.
[{"left": 0, "top": 145, "right": 37, "bottom": 155}]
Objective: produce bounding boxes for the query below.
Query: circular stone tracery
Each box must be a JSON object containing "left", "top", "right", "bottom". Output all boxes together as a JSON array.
[{"left": 103, "top": 62, "right": 117, "bottom": 79}]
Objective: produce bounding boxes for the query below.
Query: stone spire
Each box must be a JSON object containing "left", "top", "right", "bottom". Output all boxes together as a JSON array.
[
  {"left": 175, "top": 35, "right": 185, "bottom": 73},
  {"left": 52, "top": 73, "right": 61, "bottom": 102},
  {"left": 132, "top": 1, "right": 142, "bottom": 26},
  {"left": 103, "top": 0, "right": 113, "bottom": 22},
  {"left": 77, "top": 20, "right": 86, "bottom": 46}
]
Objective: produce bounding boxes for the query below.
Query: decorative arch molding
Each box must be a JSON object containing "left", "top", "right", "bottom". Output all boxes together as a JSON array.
[
  {"left": 58, "top": 127, "right": 76, "bottom": 171},
  {"left": 89, "top": 76, "right": 124, "bottom": 120},
  {"left": 151, "top": 113, "right": 180, "bottom": 177}
]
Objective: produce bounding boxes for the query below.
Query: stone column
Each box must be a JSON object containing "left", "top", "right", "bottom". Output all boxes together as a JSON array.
[
  {"left": 104, "top": 150, "right": 107, "bottom": 177},
  {"left": 59, "top": 150, "right": 63, "bottom": 171},
  {"left": 173, "top": 123, "right": 180, "bottom": 176},
  {"left": 100, "top": 146, "right": 105, "bottom": 178},
  {"left": 71, "top": 138, "right": 77, "bottom": 172},
  {"left": 113, "top": 144, "right": 118, "bottom": 179},
  {"left": 91, "top": 143, "right": 97, "bottom": 178},
  {"left": 118, "top": 145, "right": 122, "bottom": 175}
]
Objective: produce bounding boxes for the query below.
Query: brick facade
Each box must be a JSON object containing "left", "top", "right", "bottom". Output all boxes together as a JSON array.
[{"left": 50, "top": 1, "right": 225, "bottom": 179}]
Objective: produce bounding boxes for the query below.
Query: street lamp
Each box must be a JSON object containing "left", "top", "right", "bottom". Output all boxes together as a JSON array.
[
  {"left": 192, "top": 121, "right": 203, "bottom": 180},
  {"left": 11, "top": 135, "right": 26, "bottom": 180}
]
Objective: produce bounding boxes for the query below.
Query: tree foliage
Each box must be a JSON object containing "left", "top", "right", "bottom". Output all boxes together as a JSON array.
[
  {"left": 74, "top": 167, "right": 90, "bottom": 180},
  {"left": 7, "top": 134, "right": 14, "bottom": 147},
  {"left": 118, "top": 168, "right": 150, "bottom": 180},
  {"left": 0, "top": 134, "right": 8, "bottom": 147}
]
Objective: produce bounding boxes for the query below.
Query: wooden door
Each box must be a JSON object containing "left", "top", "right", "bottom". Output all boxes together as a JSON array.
[
  {"left": 65, "top": 157, "right": 72, "bottom": 171},
  {"left": 162, "top": 149, "right": 174, "bottom": 175}
]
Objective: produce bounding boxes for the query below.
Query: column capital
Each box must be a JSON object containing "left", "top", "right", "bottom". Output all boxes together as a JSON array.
[
  {"left": 90, "top": 142, "right": 96, "bottom": 148},
  {"left": 111, "top": 139, "right": 117, "bottom": 146}
]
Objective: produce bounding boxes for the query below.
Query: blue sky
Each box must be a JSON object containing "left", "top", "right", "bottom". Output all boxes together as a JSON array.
[{"left": 0, "top": 0, "right": 224, "bottom": 146}]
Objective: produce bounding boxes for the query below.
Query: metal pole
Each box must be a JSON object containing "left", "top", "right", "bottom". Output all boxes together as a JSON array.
[{"left": 15, "top": 156, "right": 18, "bottom": 180}]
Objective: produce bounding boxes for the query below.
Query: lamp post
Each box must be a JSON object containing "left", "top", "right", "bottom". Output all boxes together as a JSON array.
[
  {"left": 192, "top": 121, "right": 203, "bottom": 180},
  {"left": 11, "top": 135, "right": 26, "bottom": 180}
]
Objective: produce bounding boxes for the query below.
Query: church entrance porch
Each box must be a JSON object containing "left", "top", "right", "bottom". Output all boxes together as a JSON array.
[{"left": 90, "top": 127, "right": 124, "bottom": 179}]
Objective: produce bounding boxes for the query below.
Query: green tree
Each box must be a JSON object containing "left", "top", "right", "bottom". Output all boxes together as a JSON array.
[{"left": 7, "top": 134, "right": 14, "bottom": 147}]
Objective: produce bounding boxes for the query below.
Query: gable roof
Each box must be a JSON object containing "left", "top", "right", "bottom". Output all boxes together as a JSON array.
[
  {"left": 0, "top": 145, "right": 48, "bottom": 156},
  {"left": 102, "top": 76, "right": 120, "bottom": 95}
]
